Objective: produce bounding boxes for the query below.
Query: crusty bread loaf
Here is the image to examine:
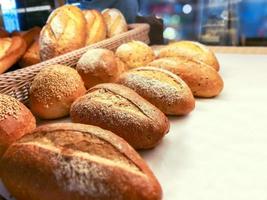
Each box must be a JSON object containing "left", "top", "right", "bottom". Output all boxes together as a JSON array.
[
  {"left": 102, "top": 8, "right": 128, "bottom": 38},
  {"left": 76, "top": 48, "right": 125, "bottom": 89},
  {"left": 158, "top": 40, "right": 220, "bottom": 71},
  {"left": 83, "top": 10, "right": 107, "bottom": 45},
  {"left": 19, "top": 40, "right": 40, "bottom": 67},
  {"left": 116, "top": 40, "right": 155, "bottom": 69},
  {"left": 0, "top": 94, "right": 36, "bottom": 157},
  {"left": 0, "top": 123, "right": 162, "bottom": 200},
  {"left": 148, "top": 57, "right": 224, "bottom": 97},
  {"left": 0, "top": 36, "right": 27, "bottom": 74},
  {"left": 40, "top": 5, "right": 86, "bottom": 61},
  {"left": 0, "top": 28, "right": 9, "bottom": 38},
  {"left": 117, "top": 67, "right": 195, "bottom": 115},
  {"left": 29, "top": 65, "right": 86, "bottom": 119},
  {"left": 70, "top": 83, "right": 169, "bottom": 149}
]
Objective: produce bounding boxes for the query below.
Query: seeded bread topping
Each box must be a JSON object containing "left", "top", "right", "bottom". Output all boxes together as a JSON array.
[{"left": 0, "top": 94, "right": 21, "bottom": 121}]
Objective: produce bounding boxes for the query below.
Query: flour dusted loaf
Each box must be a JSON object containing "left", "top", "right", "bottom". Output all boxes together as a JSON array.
[
  {"left": 117, "top": 67, "right": 195, "bottom": 115},
  {"left": 29, "top": 65, "right": 86, "bottom": 119},
  {"left": 0, "top": 94, "right": 36, "bottom": 157},
  {"left": 158, "top": 40, "right": 220, "bottom": 71},
  {"left": 148, "top": 57, "right": 224, "bottom": 97},
  {"left": 70, "top": 83, "right": 169, "bottom": 149},
  {"left": 0, "top": 123, "right": 162, "bottom": 200}
]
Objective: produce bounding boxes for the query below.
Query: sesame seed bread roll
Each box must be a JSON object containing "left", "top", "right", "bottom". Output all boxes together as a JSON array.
[
  {"left": 117, "top": 67, "right": 195, "bottom": 115},
  {"left": 70, "top": 83, "right": 169, "bottom": 149},
  {"left": 102, "top": 8, "right": 128, "bottom": 38},
  {"left": 0, "top": 94, "right": 36, "bottom": 157},
  {"left": 0, "top": 123, "right": 162, "bottom": 200},
  {"left": 148, "top": 57, "right": 224, "bottom": 97},
  {"left": 83, "top": 10, "right": 107, "bottom": 45},
  {"left": 76, "top": 48, "right": 125, "bottom": 89},
  {"left": 40, "top": 5, "right": 86, "bottom": 61},
  {"left": 29, "top": 65, "right": 86, "bottom": 119},
  {"left": 158, "top": 40, "right": 220, "bottom": 71},
  {"left": 115, "top": 41, "right": 155, "bottom": 69}
]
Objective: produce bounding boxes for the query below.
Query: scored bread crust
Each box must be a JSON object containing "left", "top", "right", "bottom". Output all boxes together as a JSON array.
[{"left": 0, "top": 123, "right": 162, "bottom": 200}]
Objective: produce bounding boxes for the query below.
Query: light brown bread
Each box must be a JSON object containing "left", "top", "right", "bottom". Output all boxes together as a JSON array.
[
  {"left": 116, "top": 41, "right": 155, "bottom": 69},
  {"left": 70, "top": 83, "right": 169, "bottom": 149},
  {"left": 0, "top": 123, "right": 162, "bottom": 200},
  {"left": 148, "top": 57, "right": 224, "bottom": 97},
  {"left": 19, "top": 40, "right": 40, "bottom": 67},
  {"left": 83, "top": 10, "right": 107, "bottom": 45},
  {"left": 117, "top": 67, "right": 195, "bottom": 115},
  {"left": 158, "top": 40, "right": 220, "bottom": 71},
  {"left": 102, "top": 8, "right": 128, "bottom": 38},
  {"left": 29, "top": 65, "right": 86, "bottom": 119},
  {"left": 40, "top": 5, "right": 86, "bottom": 61},
  {"left": 0, "top": 94, "right": 36, "bottom": 157},
  {"left": 76, "top": 48, "right": 125, "bottom": 89}
]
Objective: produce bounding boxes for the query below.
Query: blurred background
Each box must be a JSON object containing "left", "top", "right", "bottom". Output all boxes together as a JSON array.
[{"left": 1, "top": 0, "right": 267, "bottom": 46}]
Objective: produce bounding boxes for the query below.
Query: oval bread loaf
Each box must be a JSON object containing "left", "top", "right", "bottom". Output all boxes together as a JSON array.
[
  {"left": 0, "top": 123, "right": 162, "bottom": 200},
  {"left": 148, "top": 57, "right": 224, "bottom": 97},
  {"left": 117, "top": 67, "right": 195, "bottom": 115},
  {"left": 70, "top": 83, "right": 169, "bottom": 149}
]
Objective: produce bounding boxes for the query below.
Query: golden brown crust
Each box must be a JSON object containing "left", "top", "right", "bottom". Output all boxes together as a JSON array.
[
  {"left": 40, "top": 5, "right": 86, "bottom": 61},
  {"left": 19, "top": 40, "right": 40, "bottom": 67},
  {"left": 148, "top": 57, "right": 224, "bottom": 97},
  {"left": 0, "top": 94, "right": 36, "bottom": 157},
  {"left": 29, "top": 65, "right": 86, "bottom": 119},
  {"left": 0, "top": 36, "right": 27, "bottom": 74},
  {"left": 70, "top": 83, "right": 169, "bottom": 149},
  {"left": 158, "top": 40, "right": 220, "bottom": 71},
  {"left": 0, "top": 123, "right": 162, "bottom": 200},
  {"left": 117, "top": 67, "right": 195, "bottom": 115},
  {"left": 83, "top": 10, "right": 107, "bottom": 45}
]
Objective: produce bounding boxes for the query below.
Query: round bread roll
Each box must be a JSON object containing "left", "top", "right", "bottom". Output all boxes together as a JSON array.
[
  {"left": 0, "top": 123, "right": 162, "bottom": 200},
  {"left": 115, "top": 41, "right": 155, "bottom": 69},
  {"left": 158, "top": 40, "right": 220, "bottom": 71},
  {"left": 19, "top": 40, "right": 40, "bottom": 67},
  {"left": 148, "top": 57, "right": 224, "bottom": 97},
  {"left": 102, "top": 8, "right": 128, "bottom": 38},
  {"left": 29, "top": 65, "right": 86, "bottom": 119},
  {"left": 0, "top": 94, "right": 36, "bottom": 157},
  {"left": 40, "top": 5, "right": 86, "bottom": 61},
  {"left": 76, "top": 48, "right": 125, "bottom": 89},
  {"left": 0, "top": 36, "right": 27, "bottom": 74},
  {"left": 83, "top": 9, "right": 107, "bottom": 45}
]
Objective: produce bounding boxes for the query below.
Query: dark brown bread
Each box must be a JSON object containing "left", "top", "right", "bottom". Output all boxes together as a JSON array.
[
  {"left": 70, "top": 83, "right": 169, "bottom": 149},
  {"left": 0, "top": 123, "right": 162, "bottom": 200}
]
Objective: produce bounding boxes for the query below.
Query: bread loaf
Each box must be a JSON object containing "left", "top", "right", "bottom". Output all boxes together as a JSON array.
[
  {"left": 102, "top": 8, "right": 128, "bottom": 38},
  {"left": 76, "top": 48, "right": 125, "bottom": 89},
  {"left": 117, "top": 67, "right": 195, "bottom": 115},
  {"left": 40, "top": 5, "right": 86, "bottom": 60},
  {"left": 83, "top": 10, "right": 107, "bottom": 45},
  {"left": 148, "top": 57, "right": 224, "bottom": 97},
  {"left": 158, "top": 40, "right": 220, "bottom": 71},
  {"left": 0, "top": 94, "right": 36, "bottom": 157},
  {"left": 115, "top": 41, "right": 155, "bottom": 69},
  {"left": 19, "top": 40, "right": 40, "bottom": 67},
  {"left": 0, "top": 28, "right": 9, "bottom": 38},
  {"left": 70, "top": 83, "right": 169, "bottom": 149},
  {"left": 29, "top": 65, "right": 86, "bottom": 119},
  {"left": 0, "top": 123, "right": 162, "bottom": 200}
]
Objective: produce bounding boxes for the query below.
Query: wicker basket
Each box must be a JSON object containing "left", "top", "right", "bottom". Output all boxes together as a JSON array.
[{"left": 0, "top": 23, "right": 150, "bottom": 103}]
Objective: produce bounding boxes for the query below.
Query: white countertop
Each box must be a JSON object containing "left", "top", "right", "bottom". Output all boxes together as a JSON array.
[{"left": 1, "top": 53, "right": 267, "bottom": 200}]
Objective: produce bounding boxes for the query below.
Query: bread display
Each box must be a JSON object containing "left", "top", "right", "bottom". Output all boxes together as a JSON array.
[
  {"left": 148, "top": 57, "right": 224, "bottom": 97},
  {"left": 0, "top": 36, "right": 27, "bottom": 74},
  {"left": 0, "top": 28, "right": 9, "bottom": 38},
  {"left": 0, "top": 94, "right": 36, "bottom": 157},
  {"left": 76, "top": 48, "right": 125, "bottom": 89},
  {"left": 102, "top": 8, "right": 128, "bottom": 38},
  {"left": 83, "top": 9, "right": 107, "bottom": 45},
  {"left": 19, "top": 40, "right": 40, "bottom": 67},
  {"left": 70, "top": 83, "right": 169, "bottom": 149},
  {"left": 158, "top": 40, "right": 220, "bottom": 71},
  {"left": 117, "top": 67, "right": 195, "bottom": 115},
  {"left": 29, "top": 65, "right": 86, "bottom": 119},
  {"left": 116, "top": 41, "right": 155, "bottom": 69},
  {"left": 39, "top": 5, "right": 87, "bottom": 61},
  {"left": 0, "top": 123, "right": 162, "bottom": 200}
]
